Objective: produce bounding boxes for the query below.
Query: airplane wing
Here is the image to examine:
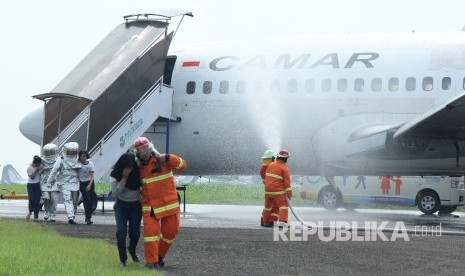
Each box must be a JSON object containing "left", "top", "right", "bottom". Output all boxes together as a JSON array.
[
  {"left": 346, "top": 91, "right": 465, "bottom": 161},
  {"left": 393, "top": 91, "right": 465, "bottom": 140}
]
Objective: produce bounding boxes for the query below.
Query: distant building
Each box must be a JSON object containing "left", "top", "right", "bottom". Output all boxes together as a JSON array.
[{"left": 1, "top": 164, "right": 27, "bottom": 184}]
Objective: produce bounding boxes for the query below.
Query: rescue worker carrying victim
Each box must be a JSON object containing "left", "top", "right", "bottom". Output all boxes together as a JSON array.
[
  {"left": 262, "top": 149, "right": 292, "bottom": 228},
  {"left": 46, "top": 142, "right": 81, "bottom": 224},
  {"left": 40, "top": 143, "right": 60, "bottom": 222},
  {"left": 134, "top": 137, "right": 187, "bottom": 269},
  {"left": 260, "top": 150, "right": 279, "bottom": 227}
]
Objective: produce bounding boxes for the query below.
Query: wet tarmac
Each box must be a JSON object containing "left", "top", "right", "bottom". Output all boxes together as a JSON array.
[{"left": 1, "top": 200, "right": 465, "bottom": 235}]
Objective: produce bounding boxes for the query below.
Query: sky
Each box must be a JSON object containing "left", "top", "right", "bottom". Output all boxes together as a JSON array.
[{"left": 2, "top": 0, "right": 465, "bottom": 178}]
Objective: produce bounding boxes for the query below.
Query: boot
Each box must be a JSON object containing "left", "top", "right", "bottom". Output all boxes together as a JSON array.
[
  {"left": 144, "top": 263, "right": 158, "bottom": 269},
  {"left": 128, "top": 247, "right": 140, "bottom": 262},
  {"left": 263, "top": 222, "right": 274, "bottom": 228},
  {"left": 158, "top": 256, "right": 165, "bottom": 267}
]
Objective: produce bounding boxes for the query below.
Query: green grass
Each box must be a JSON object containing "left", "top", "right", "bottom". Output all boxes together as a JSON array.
[
  {"left": 3, "top": 182, "right": 465, "bottom": 212},
  {"left": 0, "top": 182, "right": 110, "bottom": 196},
  {"left": 0, "top": 219, "right": 158, "bottom": 276},
  {"left": 184, "top": 183, "right": 308, "bottom": 206}
]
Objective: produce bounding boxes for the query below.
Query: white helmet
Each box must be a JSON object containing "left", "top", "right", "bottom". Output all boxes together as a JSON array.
[
  {"left": 63, "top": 142, "right": 79, "bottom": 156},
  {"left": 62, "top": 142, "right": 80, "bottom": 168},
  {"left": 43, "top": 143, "right": 58, "bottom": 164}
]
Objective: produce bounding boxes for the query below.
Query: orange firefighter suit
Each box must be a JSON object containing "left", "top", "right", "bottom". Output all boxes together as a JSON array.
[
  {"left": 260, "top": 160, "right": 279, "bottom": 225},
  {"left": 261, "top": 159, "right": 292, "bottom": 223},
  {"left": 139, "top": 153, "right": 186, "bottom": 264}
]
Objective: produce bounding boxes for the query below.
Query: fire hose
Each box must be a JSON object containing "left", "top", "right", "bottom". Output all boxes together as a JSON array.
[
  {"left": 0, "top": 189, "right": 28, "bottom": 200},
  {"left": 286, "top": 196, "right": 315, "bottom": 228}
]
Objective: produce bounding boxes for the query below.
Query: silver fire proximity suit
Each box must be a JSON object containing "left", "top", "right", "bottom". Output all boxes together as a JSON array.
[
  {"left": 40, "top": 143, "right": 60, "bottom": 221},
  {"left": 47, "top": 142, "right": 81, "bottom": 222}
]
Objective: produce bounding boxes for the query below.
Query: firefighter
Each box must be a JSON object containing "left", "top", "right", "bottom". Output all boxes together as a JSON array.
[
  {"left": 134, "top": 137, "right": 186, "bottom": 269},
  {"left": 47, "top": 142, "right": 81, "bottom": 224},
  {"left": 262, "top": 149, "right": 292, "bottom": 228},
  {"left": 260, "top": 150, "right": 279, "bottom": 227},
  {"left": 40, "top": 143, "right": 60, "bottom": 222}
]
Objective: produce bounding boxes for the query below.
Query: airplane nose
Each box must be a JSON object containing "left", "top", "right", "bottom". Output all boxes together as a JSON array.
[{"left": 19, "top": 105, "right": 43, "bottom": 145}]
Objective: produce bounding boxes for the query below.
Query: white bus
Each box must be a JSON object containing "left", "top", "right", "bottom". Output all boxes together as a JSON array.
[{"left": 298, "top": 176, "right": 465, "bottom": 214}]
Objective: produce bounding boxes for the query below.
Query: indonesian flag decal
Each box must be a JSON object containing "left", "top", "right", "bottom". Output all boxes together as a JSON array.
[{"left": 181, "top": 61, "right": 200, "bottom": 71}]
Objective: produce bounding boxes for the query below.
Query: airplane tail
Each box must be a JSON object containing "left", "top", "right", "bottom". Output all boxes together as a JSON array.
[{"left": 1, "top": 164, "right": 27, "bottom": 184}]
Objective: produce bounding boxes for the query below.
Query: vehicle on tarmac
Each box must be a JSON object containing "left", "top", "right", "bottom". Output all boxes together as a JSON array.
[{"left": 299, "top": 175, "right": 465, "bottom": 214}]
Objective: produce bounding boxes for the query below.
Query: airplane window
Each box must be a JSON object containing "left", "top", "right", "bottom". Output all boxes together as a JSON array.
[
  {"left": 463, "top": 77, "right": 465, "bottom": 90},
  {"left": 354, "top": 78, "right": 364, "bottom": 92},
  {"left": 322, "top": 79, "right": 331, "bottom": 92},
  {"left": 203, "top": 81, "right": 212, "bottom": 94},
  {"left": 288, "top": 79, "right": 298, "bottom": 93},
  {"left": 236, "top": 80, "right": 247, "bottom": 93},
  {"left": 371, "top": 78, "right": 382, "bottom": 92},
  {"left": 337, "top": 79, "right": 347, "bottom": 92},
  {"left": 186, "top": 81, "right": 196, "bottom": 94},
  {"left": 271, "top": 79, "right": 280, "bottom": 93},
  {"left": 442, "top": 77, "right": 451, "bottom": 90},
  {"left": 388, "top": 78, "right": 399, "bottom": 91},
  {"left": 422, "top": 77, "right": 433, "bottom": 91},
  {"left": 405, "top": 77, "right": 416, "bottom": 91},
  {"left": 305, "top": 79, "right": 315, "bottom": 93},
  {"left": 219, "top": 81, "right": 229, "bottom": 94}
]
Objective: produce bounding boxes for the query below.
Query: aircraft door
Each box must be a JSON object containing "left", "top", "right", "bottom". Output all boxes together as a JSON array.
[{"left": 164, "top": 55, "right": 177, "bottom": 85}]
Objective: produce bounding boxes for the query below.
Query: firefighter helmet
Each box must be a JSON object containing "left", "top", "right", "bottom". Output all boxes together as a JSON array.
[
  {"left": 261, "top": 150, "right": 276, "bottom": 159},
  {"left": 277, "top": 149, "right": 290, "bottom": 158},
  {"left": 43, "top": 143, "right": 58, "bottom": 157},
  {"left": 63, "top": 142, "right": 79, "bottom": 156},
  {"left": 134, "top": 137, "right": 150, "bottom": 152}
]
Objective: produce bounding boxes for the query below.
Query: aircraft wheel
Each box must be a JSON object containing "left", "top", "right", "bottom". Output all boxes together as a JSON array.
[
  {"left": 318, "top": 185, "right": 340, "bottom": 210},
  {"left": 417, "top": 191, "right": 440, "bottom": 214},
  {"left": 438, "top": 205, "right": 457, "bottom": 215}
]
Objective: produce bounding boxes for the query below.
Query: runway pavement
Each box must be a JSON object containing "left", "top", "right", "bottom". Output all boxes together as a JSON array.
[{"left": 1, "top": 199, "right": 465, "bottom": 234}]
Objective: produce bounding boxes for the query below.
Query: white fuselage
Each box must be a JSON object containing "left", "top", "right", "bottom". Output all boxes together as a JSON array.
[{"left": 149, "top": 32, "right": 465, "bottom": 175}]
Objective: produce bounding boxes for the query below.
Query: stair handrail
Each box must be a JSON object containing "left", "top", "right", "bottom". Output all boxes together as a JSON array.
[
  {"left": 89, "top": 76, "right": 164, "bottom": 157},
  {"left": 50, "top": 105, "right": 90, "bottom": 149}
]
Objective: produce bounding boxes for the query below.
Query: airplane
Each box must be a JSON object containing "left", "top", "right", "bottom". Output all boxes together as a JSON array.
[{"left": 18, "top": 10, "right": 465, "bottom": 182}]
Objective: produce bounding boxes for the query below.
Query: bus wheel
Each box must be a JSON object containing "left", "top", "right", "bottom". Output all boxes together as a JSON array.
[
  {"left": 417, "top": 191, "right": 439, "bottom": 214},
  {"left": 438, "top": 205, "right": 457, "bottom": 215},
  {"left": 319, "top": 185, "right": 340, "bottom": 210}
]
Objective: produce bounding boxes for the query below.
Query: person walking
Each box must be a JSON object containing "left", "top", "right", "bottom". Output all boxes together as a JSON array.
[
  {"left": 26, "top": 155, "right": 43, "bottom": 221},
  {"left": 40, "top": 144, "right": 60, "bottom": 222},
  {"left": 47, "top": 142, "right": 81, "bottom": 224},
  {"left": 134, "top": 137, "right": 186, "bottom": 269},
  {"left": 262, "top": 149, "right": 292, "bottom": 228},
  {"left": 110, "top": 153, "right": 142, "bottom": 267},
  {"left": 78, "top": 150, "right": 95, "bottom": 225}
]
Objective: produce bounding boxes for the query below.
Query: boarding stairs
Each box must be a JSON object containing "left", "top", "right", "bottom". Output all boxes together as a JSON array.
[{"left": 33, "top": 11, "right": 192, "bottom": 182}]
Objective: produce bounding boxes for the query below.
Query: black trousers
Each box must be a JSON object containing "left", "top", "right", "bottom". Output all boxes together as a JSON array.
[
  {"left": 114, "top": 198, "right": 142, "bottom": 262},
  {"left": 27, "top": 182, "right": 41, "bottom": 219},
  {"left": 79, "top": 181, "right": 95, "bottom": 220}
]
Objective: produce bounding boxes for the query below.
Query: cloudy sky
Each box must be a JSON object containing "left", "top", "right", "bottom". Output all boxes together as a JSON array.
[{"left": 1, "top": 0, "right": 465, "bottom": 178}]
